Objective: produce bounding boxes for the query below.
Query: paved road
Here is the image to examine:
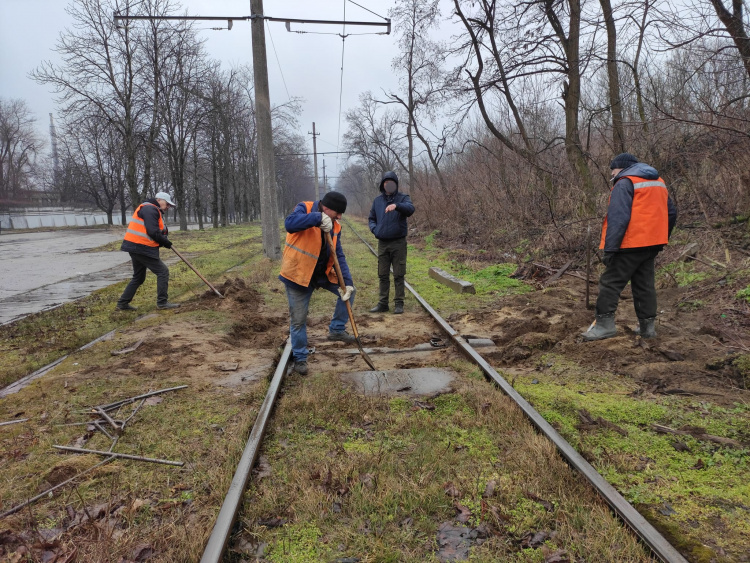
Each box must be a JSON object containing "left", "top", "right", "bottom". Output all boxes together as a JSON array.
[{"left": 0, "top": 229, "right": 130, "bottom": 325}]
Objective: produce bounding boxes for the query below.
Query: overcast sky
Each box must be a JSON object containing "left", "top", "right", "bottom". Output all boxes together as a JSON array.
[{"left": 0, "top": 0, "right": 454, "bottom": 184}]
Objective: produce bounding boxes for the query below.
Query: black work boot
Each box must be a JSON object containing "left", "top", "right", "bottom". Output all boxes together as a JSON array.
[
  {"left": 581, "top": 314, "right": 617, "bottom": 341},
  {"left": 635, "top": 317, "right": 657, "bottom": 338},
  {"left": 293, "top": 361, "right": 309, "bottom": 375},
  {"left": 116, "top": 303, "right": 137, "bottom": 311},
  {"left": 369, "top": 303, "right": 389, "bottom": 313},
  {"left": 157, "top": 302, "right": 181, "bottom": 309},
  {"left": 394, "top": 303, "right": 404, "bottom": 314},
  {"left": 328, "top": 330, "right": 356, "bottom": 343}
]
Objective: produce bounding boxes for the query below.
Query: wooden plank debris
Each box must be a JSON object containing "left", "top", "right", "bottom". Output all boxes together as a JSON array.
[
  {"left": 428, "top": 267, "right": 475, "bottom": 294},
  {"left": 544, "top": 260, "right": 573, "bottom": 286},
  {"left": 0, "top": 418, "right": 28, "bottom": 427},
  {"left": 111, "top": 338, "right": 144, "bottom": 356},
  {"left": 650, "top": 423, "right": 744, "bottom": 448},
  {"left": 53, "top": 445, "right": 184, "bottom": 466}
]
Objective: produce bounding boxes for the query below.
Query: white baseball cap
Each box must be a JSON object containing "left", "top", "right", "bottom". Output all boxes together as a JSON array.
[{"left": 154, "top": 192, "right": 176, "bottom": 207}]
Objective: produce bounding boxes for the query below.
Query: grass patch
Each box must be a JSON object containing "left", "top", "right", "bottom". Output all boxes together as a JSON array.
[
  {"left": 0, "top": 225, "right": 262, "bottom": 388},
  {"left": 658, "top": 261, "right": 711, "bottom": 287},
  {"left": 239, "top": 360, "right": 652, "bottom": 561},
  {"left": 516, "top": 366, "right": 750, "bottom": 557}
]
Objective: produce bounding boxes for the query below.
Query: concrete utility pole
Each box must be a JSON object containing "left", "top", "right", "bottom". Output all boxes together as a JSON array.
[
  {"left": 251, "top": 0, "right": 281, "bottom": 259},
  {"left": 322, "top": 159, "right": 327, "bottom": 196},
  {"left": 309, "top": 122, "right": 320, "bottom": 201}
]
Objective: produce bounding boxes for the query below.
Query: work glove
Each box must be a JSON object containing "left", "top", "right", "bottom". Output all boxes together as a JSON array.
[
  {"left": 338, "top": 285, "right": 354, "bottom": 302},
  {"left": 602, "top": 252, "right": 614, "bottom": 267},
  {"left": 319, "top": 214, "right": 333, "bottom": 233},
  {"left": 162, "top": 239, "right": 173, "bottom": 249}
]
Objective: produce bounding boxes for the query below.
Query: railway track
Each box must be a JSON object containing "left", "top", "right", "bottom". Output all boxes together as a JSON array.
[{"left": 199, "top": 222, "right": 688, "bottom": 563}]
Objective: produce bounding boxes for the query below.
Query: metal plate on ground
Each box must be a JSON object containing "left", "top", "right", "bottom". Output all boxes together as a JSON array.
[{"left": 340, "top": 367, "right": 456, "bottom": 397}]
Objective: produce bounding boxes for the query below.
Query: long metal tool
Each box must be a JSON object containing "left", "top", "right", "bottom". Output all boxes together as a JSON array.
[
  {"left": 171, "top": 246, "right": 224, "bottom": 298},
  {"left": 324, "top": 231, "right": 376, "bottom": 370}
]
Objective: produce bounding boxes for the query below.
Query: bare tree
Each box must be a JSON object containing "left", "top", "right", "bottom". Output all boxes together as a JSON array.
[
  {"left": 156, "top": 18, "right": 210, "bottom": 230},
  {"left": 33, "top": 0, "right": 151, "bottom": 208},
  {"left": 387, "top": 0, "right": 450, "bottom": 189},
  {"left": 344, "top": 92, "right": 404, "bottom": 177},
  {"left": 58, "top": 114, "right": 123, "bottom": 223},
  {"left": 0, "top": 99, "right": 41, "bottom": 199},
  {"left": 452, "top": 0, "right": 596, "bottom": 208}
]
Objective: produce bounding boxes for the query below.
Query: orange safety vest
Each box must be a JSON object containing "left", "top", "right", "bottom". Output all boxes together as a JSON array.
[
  {"left": 600, "top": 175, "right": 669, "bottom": 249},
  {"left": 123, "top": 202, "right": 164, "bottom": 248},
  {"left": 279, "top": 201, "right": 341, "bottom": 287}
]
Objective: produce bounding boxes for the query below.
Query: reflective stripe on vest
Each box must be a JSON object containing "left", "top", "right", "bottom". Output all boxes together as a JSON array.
[
  {"left": 279, "top": 201, "right": 341, "bottom": 287},
  {"left": 600, "top": 176, "right": 669, "bottom": 249},
  {"left": 123, "top": 203, "right": 164, "bottom": 248}
]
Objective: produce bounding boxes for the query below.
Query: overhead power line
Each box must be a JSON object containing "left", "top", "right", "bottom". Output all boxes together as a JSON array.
[{"left": 266, "top": 20, "right": 291, "bottom": 101}]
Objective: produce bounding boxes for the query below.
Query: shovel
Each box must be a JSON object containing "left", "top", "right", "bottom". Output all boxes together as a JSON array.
[
  {"left": 324, "top": 231, "right": 376, "bottom": 370},
  {"left": 171, "top": 246, "right": 224, "bottom": 298}
]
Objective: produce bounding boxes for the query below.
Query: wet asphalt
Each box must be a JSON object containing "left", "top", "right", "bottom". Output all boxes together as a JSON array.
[{"left": 0, "top": 229, "right": 133, "bottom": 325}]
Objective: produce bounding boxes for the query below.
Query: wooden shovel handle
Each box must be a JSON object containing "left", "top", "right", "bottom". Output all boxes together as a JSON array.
[{"left": 324, "top": 231, "right": 358, "bottom": 338}]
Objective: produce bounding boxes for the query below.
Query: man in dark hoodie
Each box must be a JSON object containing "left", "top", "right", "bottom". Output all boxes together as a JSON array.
[
  {"left": 582, "top": 153, "right": 677, "bottom": 341},
  {"left": 368, "top": 171, "right": 415, "bottom": 314},
  {"left": 116, "top": 192, "right": 180, "bottom": 311}
]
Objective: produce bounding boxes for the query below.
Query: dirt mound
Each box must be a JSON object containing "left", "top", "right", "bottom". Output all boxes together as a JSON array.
[
  {"left": 227, "top": 313, "right": 288, "bottom": 348},
  {"left": 193, "top": 277, "right": 260, "bottom": 310},
  {"left": 218, "top": 277, "right": 259, "bottom": 303}
]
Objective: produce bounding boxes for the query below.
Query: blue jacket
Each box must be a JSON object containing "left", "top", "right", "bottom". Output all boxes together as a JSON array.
[
  {"left": 278, "top": 200, "right": 353, "bottom": 290},
  {"left": 605, "top": 163, "right": 677, "bottom": 252},
  {"left": 368, "top": 172, "right": 415, "bottom": 240}
]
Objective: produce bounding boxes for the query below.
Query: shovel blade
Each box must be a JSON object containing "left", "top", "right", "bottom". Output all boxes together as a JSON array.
[{"left": 356, "top": 337, "right": 376, "bottom": 370}]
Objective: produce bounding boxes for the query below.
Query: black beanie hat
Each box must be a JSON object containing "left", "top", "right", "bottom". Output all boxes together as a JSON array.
[
  {"left": 321, "top": 191, "right": 347, "bottom": 213},
  {"left": 610, "top": 152, "right": 639, "bottom": 170}
]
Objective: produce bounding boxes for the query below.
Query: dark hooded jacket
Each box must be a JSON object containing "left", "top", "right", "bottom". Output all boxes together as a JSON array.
[
  {"left": 604, "top": 163, "right": 677, "bottom": 252},
  {"left": 120, "top": 198, "right": 171, "bottom": 259},
  {"left": 368, "top": 171, "right": 415, "bottom": 240}
]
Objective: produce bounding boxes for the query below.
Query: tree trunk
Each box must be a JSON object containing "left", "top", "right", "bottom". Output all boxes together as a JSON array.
[{"left": 600, "top": 0, "right": 625, "bottom": 153}]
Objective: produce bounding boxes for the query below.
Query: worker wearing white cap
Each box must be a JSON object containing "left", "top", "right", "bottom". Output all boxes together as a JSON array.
[{"left": 116, "top": 192, "right": 180, "bottom": 310}]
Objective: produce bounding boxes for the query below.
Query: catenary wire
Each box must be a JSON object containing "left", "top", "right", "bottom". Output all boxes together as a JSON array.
[{"left": 266, "top": 20, "right": 291, "bottom": 102}]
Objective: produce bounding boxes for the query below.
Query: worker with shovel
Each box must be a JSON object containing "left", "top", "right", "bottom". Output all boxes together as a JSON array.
[
  {"left": 279, "top": 192, "right": 356, "bottom": 376},
  {"left": 582, "top": 153, "right": 677, "bottom": 341},
  {"left": 116, "top": 192, "right": 180, "bottom": 311}
]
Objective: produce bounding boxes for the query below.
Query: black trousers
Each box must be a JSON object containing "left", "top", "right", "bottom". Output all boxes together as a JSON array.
[
  {"left": 596, "top": 249, "right": 659, "bottom": 319},
  {"left": 377, "top": 237, "right": 407, "bottom": 306},
  {"left": 117, "top": 252, "right": 170, "bottom": 306}
]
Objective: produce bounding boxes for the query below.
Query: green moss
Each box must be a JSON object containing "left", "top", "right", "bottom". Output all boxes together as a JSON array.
[{"left": 266, "top": 523, "right": 330, "bottom": 562}]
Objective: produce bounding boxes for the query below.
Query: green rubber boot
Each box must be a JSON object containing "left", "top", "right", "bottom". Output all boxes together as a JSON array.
[
  {"left": 582, "top": 314, "right": 617, "bottom": 341},
  {"left": 634, "top": 317, "right": 656, "bottom": 339}
]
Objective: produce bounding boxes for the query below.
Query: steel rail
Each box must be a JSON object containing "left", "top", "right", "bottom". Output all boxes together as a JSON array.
[
  {"left": 344, "top": 219, "right": 687, "bottom": 563},
  {"left": 200, "top": 339, "right": 293, "bottom": 563}
]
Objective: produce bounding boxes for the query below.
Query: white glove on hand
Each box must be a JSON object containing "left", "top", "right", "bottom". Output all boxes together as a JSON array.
[
  {"left": 338, "top": 285, "right": 354, "bottom": 301},
  {"left": 319, "top": 214, "right": 333, "bottom": 233}
]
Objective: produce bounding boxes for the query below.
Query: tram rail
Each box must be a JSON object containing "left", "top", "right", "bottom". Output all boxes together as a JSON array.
[{"left": 199, "top": 220, "right": 687, "bottom": 563}]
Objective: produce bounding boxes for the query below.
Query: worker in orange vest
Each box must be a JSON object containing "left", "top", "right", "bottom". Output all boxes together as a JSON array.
[
  {"left": 116, "top": 192, "right": 180, "bottom": 311},
  {"left": 279, "top": 191, "right": 356, "bottom": 376},
  {"left": 582, "top": 153, "right": 677, "bottom": 341}
]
